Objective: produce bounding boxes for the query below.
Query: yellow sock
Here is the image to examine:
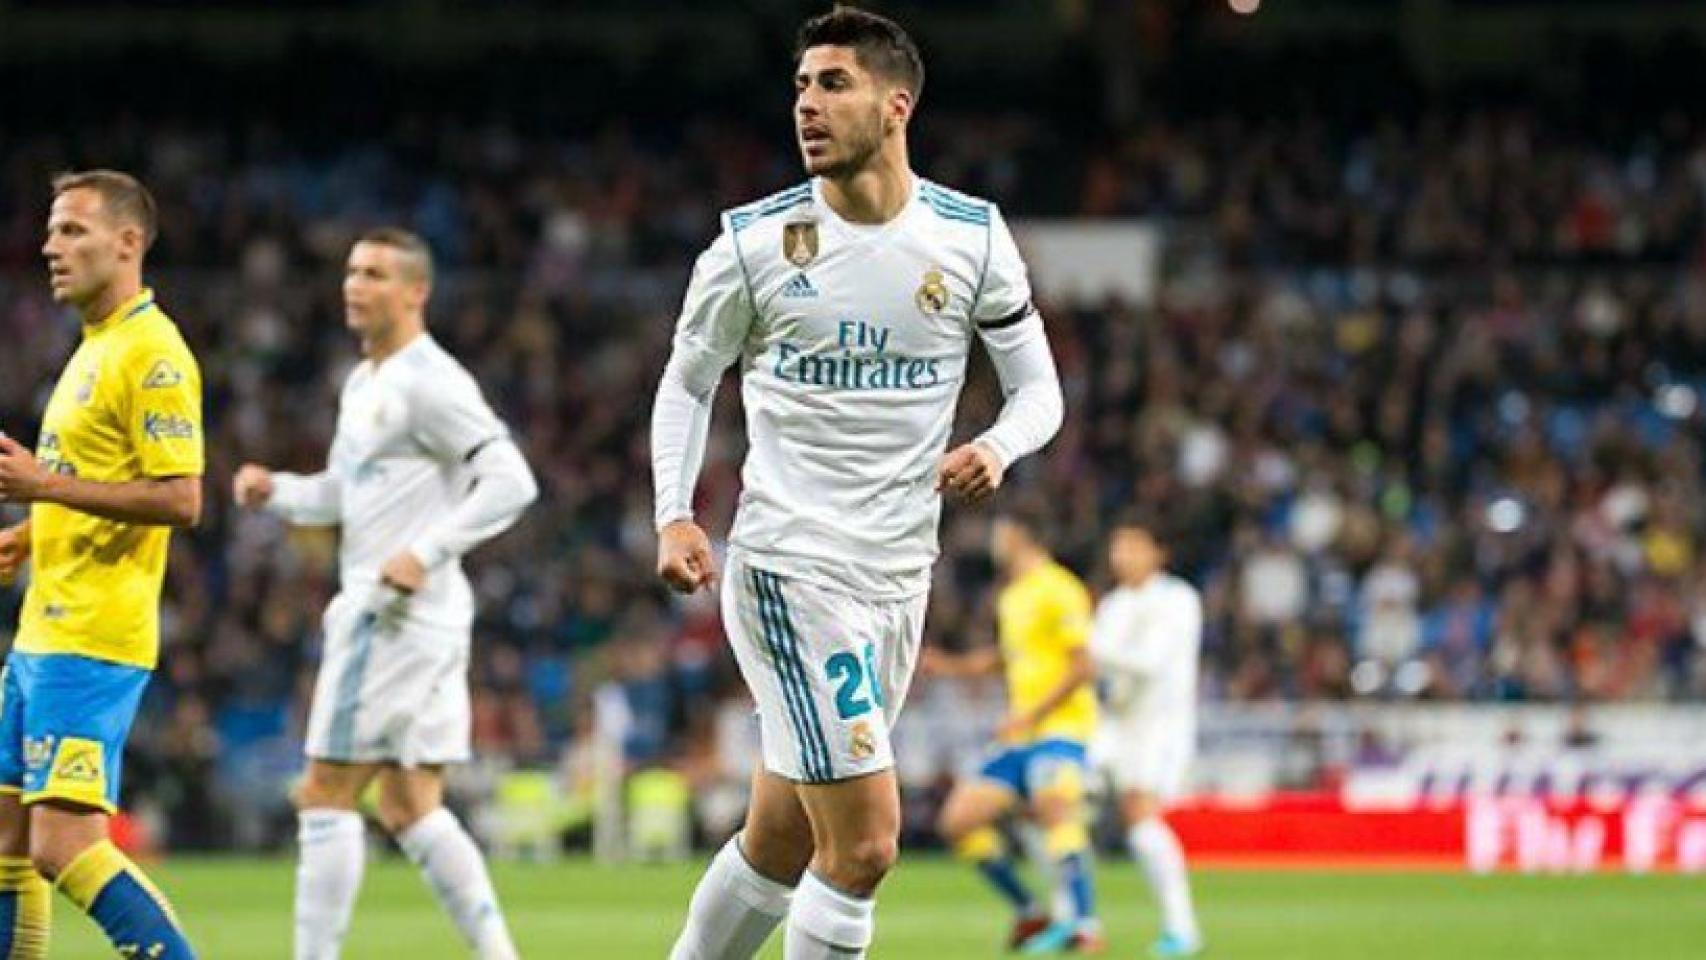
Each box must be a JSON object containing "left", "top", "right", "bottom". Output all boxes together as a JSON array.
[
  {"left": 1043, "top": 820, "right": 1091, "bottom": 858},
  {"left": 57, "top": 841, "right": 194, "bottom": 959},
  {"left": 0, "top": 855, "right": 51, "bottom": 959},
  {"left": 953, "top": 826, "right": 1004, "bottom": 861}
]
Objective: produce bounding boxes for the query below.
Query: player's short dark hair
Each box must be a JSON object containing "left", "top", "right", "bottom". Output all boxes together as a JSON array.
[
  {"left": 796, "top": 5, "right": 925, "bottom": 103},
  {"left": 52, "top": 169, "right": 158, "bottom": 251},
  {"left": 1111, "top": 508, "right": 1171, "bottom": 549},
  {"left": 355, "top": 226, "right": 434, "bottom": 285},
  {"left": 996, "top": 499, "right": 1057, "bottom": 549}
]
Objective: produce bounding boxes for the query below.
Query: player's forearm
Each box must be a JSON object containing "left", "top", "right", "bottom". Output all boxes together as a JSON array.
[
  {"left": 975, "top": 315, "right": 1064, "bottom": 469},
  {"left": 1024, "top": 655, "right": 1094, "bottom": 724},
  {"left": 36, "top": 473, "right": 201, "bottom": 527},
  {"left": 409, "top": 439, "right": 538, "bottom": 569},
  {"left": 268, "top": 471, "right": 342, "bottom": 526},
  {"left": 938, "top": 646, "right": 1002, "bottom": 677},
  {"left": 650, "top": 350, "right": 718, "bottom": 529}
]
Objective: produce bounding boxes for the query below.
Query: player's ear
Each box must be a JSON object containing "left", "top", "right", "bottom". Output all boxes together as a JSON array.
[
  {"left": 117, "top": 222, "right": 145, "bottom": 264},
  {"left": 887, "top": 86, "right": 914, "bottom": 129}
]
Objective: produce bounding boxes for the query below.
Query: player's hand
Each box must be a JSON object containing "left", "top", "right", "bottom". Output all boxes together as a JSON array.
[
  {"left": 657, "top": 519, "right": 716, "bottom": 594},
  {"left": 0, "top": 522, "right": 30, "bottom": 587},
  {"left": 936, "top": 442, "right": 1004, "bottom": 504},
  {"left": 919, "top": 647, "right": 954, "bottom": 678},
  {"left": 379, "top": 550, "right": 427, "bottom": 595},
  {"left": 232, "top": 464, "right": 275, "bottom": 508},
  {"left": 0, "top": 434, "right": 49, "bottom": 504},
  {"left": 996, "top": 711, "right": 1038, "bottom": 743}
]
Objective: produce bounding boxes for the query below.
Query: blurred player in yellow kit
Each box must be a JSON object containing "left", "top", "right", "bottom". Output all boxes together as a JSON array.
[
  {"left": 926, "top": 504, "right": 1103, "bottom": 954},
  {"left": 0, "top": 171, "right": 201, "bottom": 958}
]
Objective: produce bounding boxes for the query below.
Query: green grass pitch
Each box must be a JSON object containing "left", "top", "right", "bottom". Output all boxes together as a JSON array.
[{"left": 43, "top": 856, "right": 1706, "bottom": 958}]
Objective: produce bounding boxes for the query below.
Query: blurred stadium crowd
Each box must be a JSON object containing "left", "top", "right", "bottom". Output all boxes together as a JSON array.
[{"left": 5, "top": 95, "right": 1706, "bottom": 847}]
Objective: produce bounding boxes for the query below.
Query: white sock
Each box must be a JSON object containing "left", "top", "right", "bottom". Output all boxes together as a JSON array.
[
  {"left": 396, "top": 808, "right": 519, "bottom": 960},
  {"left": 669, "top": 836, "right": 794, "bottom": 960},
  {"left": 1129, "top": 818, "right": 1199, "bottom": 942},
  {"left": 785, "top": 871, "right": 873, "bottom": 959},
  {"left": 295, "top": 808, "right": 367, "bottom": 960}
]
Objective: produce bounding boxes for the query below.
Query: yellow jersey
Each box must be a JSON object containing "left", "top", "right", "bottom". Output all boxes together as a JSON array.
[
  {"left": 996, "top": 560, "right": 1096, "bottom": 744},
  {"left": 17, "top": 289, "right": 203, "bottom": 669}
]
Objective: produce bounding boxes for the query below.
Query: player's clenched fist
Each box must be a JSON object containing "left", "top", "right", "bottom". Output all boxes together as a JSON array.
[
  {"left": 232, "top": 463, "right": 275, "bottom": 508},
  {"left": 0, "top": 521, "right": 30, "bottom": 587},
  {"left": 0, "top": 434, "right": 48, "bottom": 503},
  {"left": 937, "top": 441, "right": 1004, "bottom": 504},
  {"left": 657, "top": 519, "right": 716, "bottom": 593}
]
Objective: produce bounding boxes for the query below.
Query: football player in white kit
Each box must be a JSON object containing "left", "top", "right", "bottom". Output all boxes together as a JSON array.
[
  {"left": 651, "top": 7, "right": 1064, "bottom": 959},
  {"left": 233, "top": 228, "right": 537, "bottom": 960},
  {"left": 1089, "top": 514, "right": 1205, "bottom": 958}
]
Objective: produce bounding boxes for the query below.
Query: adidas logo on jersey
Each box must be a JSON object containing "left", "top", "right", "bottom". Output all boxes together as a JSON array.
[{"left": 781, "top": 273, "right": 819, "bottom": 298}]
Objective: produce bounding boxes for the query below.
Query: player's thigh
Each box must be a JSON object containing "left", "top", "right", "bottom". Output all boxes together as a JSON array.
[
  {"left": 1120, "top": 789, "right": 1167, "bottom": 825},
  {"left": 28, "top": 799, "right": 109, "bottom": 877},
  {"left": 295, "top": 758, "right": 383, "bottom": 810},
  {"left": 876, "top": 590, "right": 929, "bottom": 724},
  {"left": 375, "top": 764, "right": 446, "bottom": 834},
  {"left": 739, "top": 769, "right": 814, "bottom": 885},
  {"left": 0, "top": 661, "right": 25, "bottom": 856},
  {"left": 725, "top": 558, "right": 903, "bottom": 785},
  {"left": 14, "top": 653, "right": 149, "bottom": 816},
  {"left": 0, "top": 791, "right": 26, "bottom": 858},
  {"left": 937, "top": 777, "right": 1019, "bottom": 840},
  {"left": 1026, "top": 742, "right": 1090, "bottom": 827},
  {"left": 308, "top": 604, "right": 468, "bottom": 767}
]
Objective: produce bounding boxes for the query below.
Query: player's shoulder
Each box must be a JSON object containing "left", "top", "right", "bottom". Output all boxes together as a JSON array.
[
  {"left": 114, "top": 308, "right": 199, "bottom": 377},
  {"left": 400, "top": 335, "right": 476, "bottom": 385},
  {"left": 914, "top": 177, "right": 996, "bottom": 228},
  {"left": 1157, "top": 573, "right": 1203, "bottom": 609},
  {"left": 400, "top": 335, "right": 491, "bottom": 408},
  {"left": 1035, "top": 561, "right": 1092, "bottom": 605},
  {"left": 722, "top": 181, "right": 815, "bottom": 238}
]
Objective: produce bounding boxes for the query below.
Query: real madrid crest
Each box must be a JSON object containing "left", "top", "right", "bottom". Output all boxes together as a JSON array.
[
  {"left": 783, "top": 221, "right": 819, "bottom": 269},
  {"left": 915, "top": 266, "right": 949, "bottom": 316}
]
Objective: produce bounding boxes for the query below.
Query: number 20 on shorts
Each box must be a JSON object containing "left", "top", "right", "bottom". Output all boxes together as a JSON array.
[{"left": 825, "top": 642, "right": 885, "bottom": 719}]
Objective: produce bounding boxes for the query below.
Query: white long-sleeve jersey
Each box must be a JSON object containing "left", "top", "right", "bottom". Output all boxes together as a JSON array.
[
  {"left": 268, "top": 333, "right": 538, "bottom": 628},
  {"left": 651, "top": 176, "right": 1064, "bottom": 598},
  {"left": 1090, "top": 573, "right": 1203, "bottom": 742}
]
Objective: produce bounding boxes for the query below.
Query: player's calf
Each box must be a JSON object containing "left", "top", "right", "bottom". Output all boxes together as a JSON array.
[{"left": 35, "top": 813, "right": 195, "bottom": 960}]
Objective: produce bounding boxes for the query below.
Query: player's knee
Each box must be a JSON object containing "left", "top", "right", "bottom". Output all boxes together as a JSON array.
[
  {"left": 27, "top": 832, "right": 83, "bottom": 881},
  {"left": 293, "top": 774, "right": 359, "bottom": 812},
  {"left": 376, "top": 793, "right": 437, "bottom": 836},
  {"left": 825, "top": 833, "right": 897, "bottom": 894},
  {"left": 1122, "top": 791, "right": 1163, "bottom": 826},
  {"left": 935, "top": 805, "right": 969, "bottom": 843},
  {"left": 740, "top": 820, "right": 813, "bottom": 885}
]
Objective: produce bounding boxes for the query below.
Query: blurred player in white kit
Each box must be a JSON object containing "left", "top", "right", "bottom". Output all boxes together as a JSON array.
[
  {"left": 1090, "top": 513, "right": 1205, "bottom": 958},
  {"left": 233, "top": 228, "right": 537, "bottom": 960}
]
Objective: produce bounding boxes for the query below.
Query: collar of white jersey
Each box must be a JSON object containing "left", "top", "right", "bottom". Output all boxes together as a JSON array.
[
  {"left": 365, "top": 330, "right": 433, "bottom": 376},
  {"left": 809, "top": 173, "right": 921, "bottom": 237}
]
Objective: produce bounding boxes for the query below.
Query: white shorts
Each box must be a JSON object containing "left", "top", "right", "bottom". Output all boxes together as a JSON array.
[
  {"left": 304, "top": 592, "right": 472, "bottom": 767},
  {"left": 722, "top": 552, "right": 927, "bottom": 784},
  {"left": 1092, "top": 717, "right": 1194, "bottom": 801}
]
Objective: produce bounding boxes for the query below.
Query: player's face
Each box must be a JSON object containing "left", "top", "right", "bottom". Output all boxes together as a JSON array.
[
  {"left": 343, "top": 242, "right": 426, "bottom": 339},
  {"left": 1110, "top": 528, "right": 1164, "bottom": 583},
  {"left": 41, "top": 189, "right": 136, "bottom": 309},
  {"left": 990, "top": 518, "right": 1023, "bottom": 571},
  {"left": 795, "top": 45, "right": 901, "bottom": 178}
]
